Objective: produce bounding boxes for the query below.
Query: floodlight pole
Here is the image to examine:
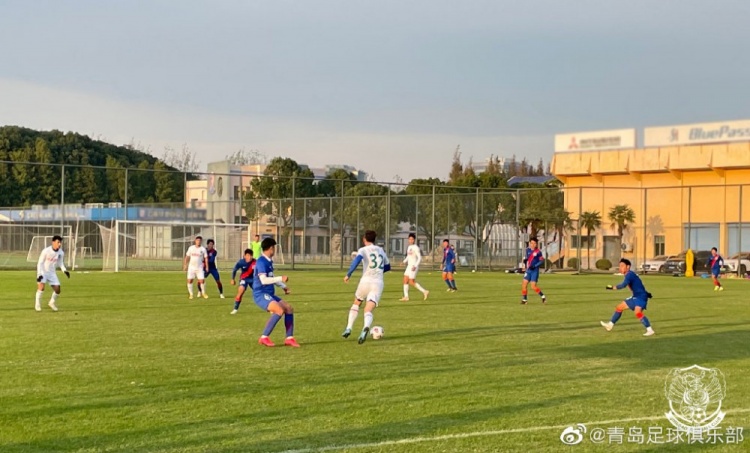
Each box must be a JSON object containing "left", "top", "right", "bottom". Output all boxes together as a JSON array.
[{"left": 739, "top": 186, "right": 744, "bottom": 277}]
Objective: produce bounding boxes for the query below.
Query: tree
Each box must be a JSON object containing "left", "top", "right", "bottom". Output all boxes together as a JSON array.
[
  {"left": 162, "top": 144, "right": 200, "bottom": 175},
  {"left": 343, "top": 182, "right": 401, "bottom": 240},
  {"left": 608, "top": 204, "right": 636, "bottom": 255},
  {"left": 34, "top": 138, "right": 58, "bottom": 204},
  {"left": 226, "top": 148, "right": 267, "bottom": 166},
  {"left": 517, "top": 184, "right": 571, "bottom": 268},
  {"left": 579, "top": 210, "right": 602, "bottom": 270},
  {"left": 246, "top": 157, "right": 316, "bottom": 250},
  {"left": 72, "top": 154, "right": 98, "bottom": 203},
  {"left": 403, "top": 177, "right": 449, "bottom": 249},
  {"left": 132, "top": 160, "right": 156, "bottom": 203},
  {"left": 314, "top": 168, "right": 356, "bottom": 227},
  {"left": 154, "top": 160, "right": 180, "bottom": 202}
]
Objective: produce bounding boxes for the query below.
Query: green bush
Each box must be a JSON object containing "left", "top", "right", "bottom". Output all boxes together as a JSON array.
[
  {"left": 596, "top": 259, "right": 612, "bottom": 271},
  {"left": 567, "top": 257, "right": 579, "bottom": 269}
]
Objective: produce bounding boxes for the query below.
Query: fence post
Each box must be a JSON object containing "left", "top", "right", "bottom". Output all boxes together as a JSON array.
[
  {"left": 643, "top": 188, "right": 648, "bottom": 270},
  {"left": 356, "top": 196, "right": 360, "bottom": 249},
  {"left": 386, "top": 184, "right": 391, "bottom": 255},
  {"left": 739, "top": 186, "right": 744, "bottom": 277},
  {"left": 291, "top": 175, "right": 296, "bottom": 270},
  {"left": 329, "top": 197, "right": 333, "bottom": 265},
  {"left": 124, "top": 168, "right": 129, "bottom": 270},
  {"left": 340, "top": 179, "right": 345, "bottom": 270},
  {"left": 431, "top": 185, "right": 436, "bottom": 271},
  {"left": 302, "top": 198, "right": 307, "bottom": 264},
  {"left": 60, "top": 165, "right": 65, "bottom": 236},
  {"left": 475, "top": 188, "right": 480, "bottom": 271},
  {"left": 515, "top": 190, "right": 521, "bottom": 269},
  {"left": 577, "top": 187, "right": 582, "bottom": 272},
  {"left": 683, "top": 186, "right": 696, "bottom": 251}
]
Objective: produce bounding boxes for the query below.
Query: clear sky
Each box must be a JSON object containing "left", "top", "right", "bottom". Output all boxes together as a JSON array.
[{"left": 2, "top": 0, "right": 749, "bottom": 181}]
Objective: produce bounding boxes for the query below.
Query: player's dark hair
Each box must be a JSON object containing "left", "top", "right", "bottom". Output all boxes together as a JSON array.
[
  {"left": 207, "top": 239, "right": 215, "bottom": 245},
  {"left": 254, "top": 234, "right": 260, "bottom": 239},
  {"left": 195, "top": 236, "right": 203, "bottom": 241},
  {"left": 620, "top": 258, "right": 632, "bottom": 267},
  {"left": 244, "top": 248, "right": 253, "bottom": 256},
  {"left": 711, "top": 247, "right": 718, "bottom": 252},
  {"left": 52, "top": 235, "right": 62, "bottom": 242},
  {"left": 364, "top": 230, "right": 377, "bottom": 243},
  {"left": 443, "top": 239, "right": 449, "bottom": 244},
  {"left": 529, "top": 237, "right": 538, "bottom": 244},
  {"left": 261, "top": 237, "right": 277, "bottom": 251},
  {"left": 408, "top": 233, "right": 416, "bottom": 240}
]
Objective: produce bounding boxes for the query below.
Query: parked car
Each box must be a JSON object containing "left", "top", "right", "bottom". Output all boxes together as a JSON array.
[
  {"left": 641, "top": 255, "right": 674, "bottom": 273},
  {"left": 724, "top": 252, "right": 750, "bottom": 275},
  {"left": 663, "top": 250, "right": 712, "bottom": 274}
]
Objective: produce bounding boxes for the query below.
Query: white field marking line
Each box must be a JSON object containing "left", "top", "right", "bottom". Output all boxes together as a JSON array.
[{"left": 277, "top": 408, "right": 750, "bottom": 453}]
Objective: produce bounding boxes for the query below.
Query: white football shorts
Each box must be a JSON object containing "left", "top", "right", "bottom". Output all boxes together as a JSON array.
[
  {"left": 40, "top": 272, "right": 60, "bottom": 286},
  {"left": 187, "top": 267, "right": 206, "bottom": 280},
  {"left": 403, "top": 267, "right": 419, "bottom": 280},
  {"left": 355, "top": 280, "right": 384, "bottom": 305}
]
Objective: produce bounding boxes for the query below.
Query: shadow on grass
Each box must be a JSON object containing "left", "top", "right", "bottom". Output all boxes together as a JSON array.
[{"left": 557, "top": 329, "right": 750, "bottom": 369}]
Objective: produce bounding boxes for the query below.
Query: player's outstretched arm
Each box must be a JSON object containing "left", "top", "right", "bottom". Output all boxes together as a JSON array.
[{"left": 345, "top": 254, "right": 363, "bottom": 280}]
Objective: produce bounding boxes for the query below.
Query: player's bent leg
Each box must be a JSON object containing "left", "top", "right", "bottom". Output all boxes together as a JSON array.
[
  {"left": 634, "top": 306, "right": 654, "bottom": 336},
  {"left": 277, "top": 300, "right": 299, "bottom": 347},
  {"left": 48, "top": 285, "right": 61, "bottom": 312},
  {"left": 521, "top": 279, "right": 529, "bottom": 304},
  {"left": 344, "top": 299, "right": 363, "bottom": 338},
  {"left": 358, "top": 300, "right": 377, "bottom": 344},
  {"left": 35, "top": 283, "right": 45, "bottom": 312},
  {"left": 258, "top": 301, "right": 284, "bottom": 347},
  {"left": 231, "top": 286, "right": 245, "bottom": 314}
]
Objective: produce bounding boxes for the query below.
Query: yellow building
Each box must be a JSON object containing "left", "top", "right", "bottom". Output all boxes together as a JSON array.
[{"left": 552, "top": 128, "right": 750, "bottom": 268}]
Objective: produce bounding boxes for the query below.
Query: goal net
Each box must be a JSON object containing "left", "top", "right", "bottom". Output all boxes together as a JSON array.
[
  {"left": 0, "top": 224, "right": 72, "bottom": 270},
  {"left": 98, "top": 220, "right": 251, "bottom": 272}
]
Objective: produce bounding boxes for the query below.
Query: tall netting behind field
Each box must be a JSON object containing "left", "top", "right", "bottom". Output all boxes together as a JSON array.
[
  {"left": 0, "top": 224, "right": 73, "bottom": 270},
  {"left": 98, "top": 221, "right": 250, "bottom": 271}
]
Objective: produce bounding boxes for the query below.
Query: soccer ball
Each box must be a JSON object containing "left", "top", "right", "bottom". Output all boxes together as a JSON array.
[{"left": 371, "top": 325, "right": 384, "bottom": 340}]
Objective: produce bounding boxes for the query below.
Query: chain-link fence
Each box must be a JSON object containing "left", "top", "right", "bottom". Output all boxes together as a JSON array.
[{"left": 1, "top": 160, "right": 748, "bottom": 274}]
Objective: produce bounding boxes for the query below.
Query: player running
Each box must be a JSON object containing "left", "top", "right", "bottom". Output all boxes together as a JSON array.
[
  {"left": 183, "top": 236, "right": 209, "bottom": 300},
  {"left": 601, "top": 258, "right": 655, "bottom": 337},
  {"left": 253, "top": 238, "right": 299, "bottom": 347},
  {"left": 442, "top": 239, "right": 457, "bottom": 292},
  {"left": 205, "top": 239, "right": 225, "bottom": 299},
  {"left": 230, "top": 249, "right": 256, "bottom": 314},
  {"left": 35, "top": 235, "right": 70, "bottom": 312},
  {"left": 521, "top": 238, "right": 546, "bottom": 305},
  {"left": 708, "top": 247, "right": 724, "bottom": 291},
  {"left": 401, "top": 233, "right": 429, "bottom": 301},
  {"left": 343, "top": 230, "right": 391, "bottom": 344}
]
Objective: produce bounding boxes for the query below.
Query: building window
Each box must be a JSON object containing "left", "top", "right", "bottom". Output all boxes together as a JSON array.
[
  {"left": 233, "top": 186, "right": 240, "bottom": 200},
  {"left": 653, "top": 235, "right": 665, "bottom": 256},
  {"left": 571, "top": 235, "right": 596, "bottom": 249}
]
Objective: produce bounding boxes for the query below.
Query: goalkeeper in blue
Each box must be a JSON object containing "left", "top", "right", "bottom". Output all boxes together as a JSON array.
[
  {"left": 601, "top": 258, "right": 655, "bottom": 336},
  {"left": 343, "top": 230, "right": 391, "bottom": 344}
]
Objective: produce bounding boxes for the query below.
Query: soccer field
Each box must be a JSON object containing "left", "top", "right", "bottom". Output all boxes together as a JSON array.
[{"left": 2, "top": 270, "right": 749, "bottom": 452}]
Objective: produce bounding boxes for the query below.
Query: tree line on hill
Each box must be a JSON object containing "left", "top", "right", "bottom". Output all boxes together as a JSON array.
[{"left": 0, "top": 126, "right": 191, "bottom": 206}]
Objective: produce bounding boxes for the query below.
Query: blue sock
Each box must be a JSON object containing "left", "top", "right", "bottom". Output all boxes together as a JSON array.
[
  {"left": 611, "top": 311, "right": 622, "bottom": 324},
  {"left": 445, "top": 279, "right": 452, "bottom": 288},
  {"left": 262, "top": 314, "right": 282, "bottom": 336},
  {"left": 234, "top": 300, "right": 241, "bottom": 310},
  {"left": 451, "top": 280, "right": 457, "bottom": 289},
  {"left": 640, "top": 316, "right": 651, "bottom": 328},
  {"left": 285, "top": 313, "right": 294, "bottom": 337}
]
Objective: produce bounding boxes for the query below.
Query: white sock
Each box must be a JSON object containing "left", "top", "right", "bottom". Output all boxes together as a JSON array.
[
  {"left": 403, "top": 284, "right": 409, "bottom": 298},
  {"left": 364, "top": 311, "right": 374, "bottom": 329},
  {"left": 51, "top": 292, "right": 59, "bottom": 303},
  {"left": 415, "top": 283, "right": 427, "bottom": 294},
  {"left": 346, "top": 304, "right": 359, "bottom": 330},
  {"left": 35, "top": 290, "right": 43, "bottom": 305},
  {"left": 187, "top": 283, "right": 194, "bottom": 296}
]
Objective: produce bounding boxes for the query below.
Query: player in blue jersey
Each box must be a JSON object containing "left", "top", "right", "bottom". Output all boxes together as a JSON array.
[
  {"left": 204, "top": 240, "right": 225, "bottom": 299},
  {"left": 253, "top": 238, "right": 299, "bottom": 348},
  {"left": 521, "top": 238, "right": 546, "bottom": 304},
  {"left": 708, "top": 247, "right": 724, "bottom": 291},
  {"left": 229, "top": 249, "right": 256, "bottom": 315},
  {"left": 601, "top": 258, "right": 655, "bottom": 336},
  {"left": 441, "top": 239, "right": 457, "bottom": 292}
]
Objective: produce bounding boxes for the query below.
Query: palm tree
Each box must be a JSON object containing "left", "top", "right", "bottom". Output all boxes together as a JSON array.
[
  {"left": 579, "top": 210, "right": 602, "bottom": 270},
  {"left": 608, "top": 204, "right": 636, "bottom": 257}
]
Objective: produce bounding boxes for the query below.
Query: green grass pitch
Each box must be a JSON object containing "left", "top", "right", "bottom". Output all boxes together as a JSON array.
[{"left": 1, "top": 270, "right": 749, "bottom": 452}]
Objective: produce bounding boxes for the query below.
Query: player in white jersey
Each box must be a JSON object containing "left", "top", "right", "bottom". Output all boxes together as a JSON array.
[
  {"left": 400, "top": 233, "right": 429, "bottom": 301},
  {"left": 35, "top": 235, "right": 70, "bottom": 312},
  {"left": 183, "top": 236, "right": 209, "bottom": 299},
  {"left": 342, "top": 230, "right": 391, "bottom": 344}
]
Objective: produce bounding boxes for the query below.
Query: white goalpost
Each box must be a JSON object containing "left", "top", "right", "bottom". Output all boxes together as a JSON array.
[{"left": 98, "top": 220, "right": 251, "bottom": 272}]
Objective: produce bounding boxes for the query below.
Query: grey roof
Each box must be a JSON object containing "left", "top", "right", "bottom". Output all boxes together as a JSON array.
[{"left": 507, "top": 176, "right": 559, "bottom": 186}]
